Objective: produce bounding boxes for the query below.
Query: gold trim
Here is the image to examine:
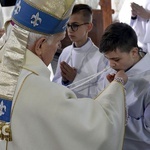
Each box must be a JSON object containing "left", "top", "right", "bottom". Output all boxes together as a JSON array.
[{"left": 0, "top": 122, "right": 12, "bottom": 141}]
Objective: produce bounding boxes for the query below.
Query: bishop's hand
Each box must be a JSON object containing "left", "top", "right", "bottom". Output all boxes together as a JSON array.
[{"left": 107, "top": 70, "right": 128, "bottom": 85}]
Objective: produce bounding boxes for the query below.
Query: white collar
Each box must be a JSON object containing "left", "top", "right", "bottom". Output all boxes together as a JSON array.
[
  {"left": 126, "top": 53, "right": 150, "bottom": 76},
  {"left": 72, "top": 38, "right": 94, "bottom": 53}
]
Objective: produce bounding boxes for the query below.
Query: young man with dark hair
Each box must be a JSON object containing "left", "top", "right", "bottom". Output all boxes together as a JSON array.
[{"left": 99, "top": 22, "right": 150, "bottom": 150}]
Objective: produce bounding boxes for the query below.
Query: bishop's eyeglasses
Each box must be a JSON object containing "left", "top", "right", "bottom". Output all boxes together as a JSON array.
[{"left": 67, "top": 23, "right": 89, "bottom": 32}]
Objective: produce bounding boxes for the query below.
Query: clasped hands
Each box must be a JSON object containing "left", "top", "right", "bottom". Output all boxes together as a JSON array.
[
  {"left": 60, "top": 61, "right": 77, "bottom": 83},
  {"left": 131, "top": 2, "right": 150, "bottom": 20}
]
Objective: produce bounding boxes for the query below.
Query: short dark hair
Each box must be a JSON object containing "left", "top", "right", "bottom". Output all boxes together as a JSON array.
[
  {"left": 99, "top": 22, "right": 138, "bottom": 53},
  {"left": 72, "top": 4, "right": 93, "bottom": 23}
]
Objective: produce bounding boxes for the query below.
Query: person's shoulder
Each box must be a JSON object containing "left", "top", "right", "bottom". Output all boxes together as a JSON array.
[
  {"left": 22, "top": 74, "right": 78, "bottom": 102},
  {"left": 63, "top": 44, "right": 72, "bottom": 52},
  {"left": 45, "top": 80, "right": 77, "bottom": 99},
  {"left": 88, "top": 43, "right": 103, "bottom": 57},
  {"left": 58, "top": 44, "right": 72, "bottom": 60},
  {"left": 143, "top": 53, "right": 150, "bottom": 62},
  {"left": 87, "top": 38, "right": 100, "bottom": 51},
  {"left": 25, "top": 73, "right": 76, "bottom": 96},
  {"left": 86, "top": 41, "right": 107, "bottom": 63}
]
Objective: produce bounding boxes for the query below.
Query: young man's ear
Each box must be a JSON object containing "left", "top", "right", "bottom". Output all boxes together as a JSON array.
[
  {"left": 87, "top": 22, "right": 93, "bottom": 32},
  {"left": 131, "top": 47, "right": 139, "bottom": 57},
  {"left": 34, "top": 37, "right": 46, "bottom": 57}
]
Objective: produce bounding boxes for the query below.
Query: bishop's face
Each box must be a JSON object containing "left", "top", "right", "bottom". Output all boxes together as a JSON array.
[
  {"left": 104, "top": 48, "right": 138, "bottom": 71},
  {"left": 34, "top": 32, "right": 65, "bottom": 66}
]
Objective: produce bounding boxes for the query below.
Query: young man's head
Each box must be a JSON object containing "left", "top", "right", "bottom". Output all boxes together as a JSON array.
[
  {"left": 100, "top": 22, "right": 141, "bottom": 71},
  {"left": 67, "top": 4, "right": 93, "bottom": 47}
]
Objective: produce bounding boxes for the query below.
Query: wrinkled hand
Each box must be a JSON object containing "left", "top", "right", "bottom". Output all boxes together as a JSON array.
[
  {"left": 131, "top": 2, "right": 150, "bottom": 20},
  {"left": 107, "top": 70, "right": 128, "bottom": 85},
  {"left": 60, "top": 61, "right": 77, "bottom": 82}
]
